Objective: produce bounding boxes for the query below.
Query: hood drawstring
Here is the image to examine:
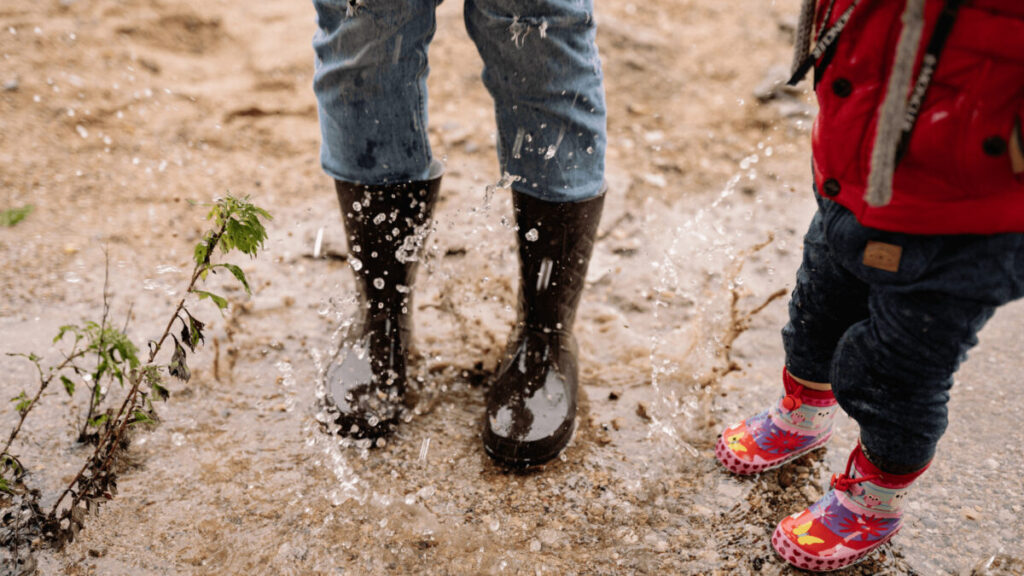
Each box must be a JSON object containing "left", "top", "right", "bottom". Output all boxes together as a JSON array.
[
  {"left": 791, "top": 0, "right": 818, "bottom": 78},
  {"left": 790, "top": 0, "right": 960, "bottom": 208},
  {"left": 865, "top": 0, "right": 926, "bottom": 208}
]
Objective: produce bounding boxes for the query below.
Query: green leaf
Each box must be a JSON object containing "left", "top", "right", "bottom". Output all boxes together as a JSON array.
[
  {"left": 194, "top": 290, "right": 228, "bottom": 310},
  {"left": 151, "top": 381, "right": 169, "bottom": 402},
  {"left": 54, "top": 324, "right": 82, "bottom": 344},
  {"left": 186, "top": 311, "right": 205, "bottom": 351},
  {"left": 11, "top": 391, "right": 31, "bottom": 414},
  {"left": 206, "top": 195, "right": 271, "bottom": 258},
  {"left": 61, "top": 375, "right": 75, "bottom": 396},
  {"left": 179, "top": 317, "right": 193, "bottom": 352},
  {"left": 0, "top": 205, "right": 34, "bottom": 227},
  {"left": 88, "top": 414, "right": 109, "bottom": 428},
  {"left": 216, "top": 263, "right": 251, "bottom": 294},
  {"left": 131, "top": 411, "right": 155, "bottom": 425},
  {"left": 194, "top": 238, "right": 210, "bottom": 268},
  {"left": 168, "top": 336, "right": 191, "bottom": 382},
  {"left": 0, "top": 475, "right": 10, "bottom": 494}
]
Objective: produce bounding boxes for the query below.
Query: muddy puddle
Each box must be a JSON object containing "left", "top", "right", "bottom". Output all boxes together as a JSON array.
[{"left": 3, "top": 162, "right": 1022, "bottom": 575}]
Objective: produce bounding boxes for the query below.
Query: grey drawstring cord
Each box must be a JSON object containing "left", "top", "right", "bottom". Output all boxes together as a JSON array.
[
  {"left": 866, "top": 0, "right": 925, "bottom": 207},
  {"left": 792, "top": 0, "right": 818, "bottom": 77},
  {"left": 790, "top": 0, "right": 927, "bottom": 208}
]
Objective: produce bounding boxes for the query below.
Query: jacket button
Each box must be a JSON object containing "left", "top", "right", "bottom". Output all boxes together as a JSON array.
[
  {"left": 983, "top": 136, "right": 1007, "bottom": 156},
  {"left": 831, "top": 78, "right": 853, "bottom": 98},
  {"left": 823, "top": 178, "right": 841, "bottom": 197}
]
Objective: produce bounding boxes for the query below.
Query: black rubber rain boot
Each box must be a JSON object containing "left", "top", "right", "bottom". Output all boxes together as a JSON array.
[
  {"left": 483, "top": 189, "right": 605, "bottom": 466},
  {"left": 325, "top": 162, "right": 442, "bottom": 439}
]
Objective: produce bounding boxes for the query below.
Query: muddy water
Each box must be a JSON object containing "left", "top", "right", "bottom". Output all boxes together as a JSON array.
[{"left": 2, "top": 160, "right": 1021, "bottom": 575}]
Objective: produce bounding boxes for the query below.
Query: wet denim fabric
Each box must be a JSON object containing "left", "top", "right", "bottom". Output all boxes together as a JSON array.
[
  {"left": 312, "top": 0, "right": 606, "bottom": 202},
  {"left": 782, "top": 191, "right": 1024, "bottom": 473}
]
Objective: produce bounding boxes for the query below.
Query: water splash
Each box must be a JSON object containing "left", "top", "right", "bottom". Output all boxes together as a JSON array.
[{"left": 645, "top": 143, "right": 782, "bottom": 458}]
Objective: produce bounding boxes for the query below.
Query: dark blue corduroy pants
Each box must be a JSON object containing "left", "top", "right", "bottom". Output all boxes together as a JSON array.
[{"left": 783, "top": 191, "right": 1024, "bottom": 473}]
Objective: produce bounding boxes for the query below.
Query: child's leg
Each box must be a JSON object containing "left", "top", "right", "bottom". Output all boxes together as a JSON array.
[
  {"left": 774, "top": 224, "right": 1024, "bottom": 571},
  {"left": 782, "top": 207, "right": 870, "bottom": 385},
  {"left": 833, "top": 289, "right": 996, "bottom": 473}
]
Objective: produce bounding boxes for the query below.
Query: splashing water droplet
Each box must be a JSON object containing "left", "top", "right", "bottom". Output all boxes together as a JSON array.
[
  {"left": 525, "top": 228, "right": 539, "bottom": 242},
  {"left": 373, "top": 213, "right": 387, "bottom": 225},
  {"left": 373, "top": 278, "right": 385, "bottom": 290},
  {"left": 350, "top": 258, "right": 363, "bottom": 271}
]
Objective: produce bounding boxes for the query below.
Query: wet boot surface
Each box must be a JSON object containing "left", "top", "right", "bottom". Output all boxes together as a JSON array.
[
  {"left": 483, "top": 191, "right": 605, "bottom": 466},
  {"left": 325, "top": 169, "right": 442, "bottom": 439}
]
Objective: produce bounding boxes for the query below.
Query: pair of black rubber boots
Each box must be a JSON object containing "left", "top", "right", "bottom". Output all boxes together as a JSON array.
[{"left": 325, "top": 165, "right": 603, "bottom": 467}]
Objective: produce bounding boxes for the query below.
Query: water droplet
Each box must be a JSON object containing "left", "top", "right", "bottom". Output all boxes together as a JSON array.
[
  {"left": 525, "top": 228, "right": 539, "bottom": 242},
  {"left": 352, "top": 201, "right": 362, "bottom": 212},
  {"left": 350, "top": 258, "right": 363, "bottom": 271},
  {"left": 373, "top": 278, "right": 385, "bottom": 289},
  {"left": 373, "top": 213, "right": 386, "bottom": 225}
]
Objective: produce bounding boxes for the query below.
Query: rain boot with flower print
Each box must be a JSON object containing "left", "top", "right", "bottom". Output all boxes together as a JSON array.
[
  {"left": 772, "top": 442, "right": 928, "bottom": 572},
  {"left": 716, "top": 368, "right": 838, "bottom": 474}
]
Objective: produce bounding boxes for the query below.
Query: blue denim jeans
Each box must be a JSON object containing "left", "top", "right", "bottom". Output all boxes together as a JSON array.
[
  {"left": 312, "top": 0, "right": 606, "bottom": 202},
  {"left": 783, "top": 191, "right": 1024, "bottom": 473}
]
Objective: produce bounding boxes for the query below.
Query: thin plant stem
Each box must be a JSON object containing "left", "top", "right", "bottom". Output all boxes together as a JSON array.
[
  {"left": 49, "top": 224, "right": 227, "bottom": 517},
  {"left": 1, "top": 352, "right": 86, "bottom": 459},
  {"left": 81, "top": 251, "right": 112, "bottom": 440}
]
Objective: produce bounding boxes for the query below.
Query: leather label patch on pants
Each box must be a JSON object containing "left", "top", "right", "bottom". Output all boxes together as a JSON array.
[{"left": 863, "top": 241, "right": 902, "bottom": 272}]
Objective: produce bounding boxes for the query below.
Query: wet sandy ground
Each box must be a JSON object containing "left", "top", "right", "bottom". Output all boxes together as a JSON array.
[{"left": 2, "top": 0, "right": 1023, "bottom": 574}]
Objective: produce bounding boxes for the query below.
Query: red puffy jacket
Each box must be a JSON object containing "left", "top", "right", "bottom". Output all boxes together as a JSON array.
[{"left": 810, "top": 0, "right": 1024, "bottom": 234}]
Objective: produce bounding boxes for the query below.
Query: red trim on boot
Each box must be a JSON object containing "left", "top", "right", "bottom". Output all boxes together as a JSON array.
[
  {"left": 782, "top": 369, "right": 835, "bottom": 406},
  {"left": 851, "top": 442, "right": 930, "bottom": 489}
]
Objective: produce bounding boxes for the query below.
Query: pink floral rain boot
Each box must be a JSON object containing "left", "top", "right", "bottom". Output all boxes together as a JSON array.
[
  {"left": 716, "top": 369, "right": 838, "bottom": 474},
  {"left": 772, "top": 442, "right": 928, "bottom": 572}
]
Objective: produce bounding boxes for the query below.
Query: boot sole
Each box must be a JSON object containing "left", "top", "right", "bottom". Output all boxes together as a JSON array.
[
  {"left": 771, "top": 522, "right": 893, "bottom": 572},
  {"left": 482, "top": 418, "right": 577, "bottom": 468}
]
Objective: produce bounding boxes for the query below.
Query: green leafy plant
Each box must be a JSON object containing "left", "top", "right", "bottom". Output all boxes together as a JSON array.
[
  {"left": 0, "top": 195, "right": 270, "bottom": 562},
  {"left": 0, "top": 205, "right": 33, "bottom": 228}
]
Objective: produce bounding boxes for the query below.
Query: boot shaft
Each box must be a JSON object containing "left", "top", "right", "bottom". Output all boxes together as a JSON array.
[
  {"left": 334, "top": 163, "right": 442, "bottom": 311},
  {"left": 512, "top": 190, "right": 605, "bottom": 333},
  {"left": 832, "top": 442, "right": 929, "bottom": 514}
]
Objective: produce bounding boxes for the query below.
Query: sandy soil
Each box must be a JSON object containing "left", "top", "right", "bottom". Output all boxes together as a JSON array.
[{"left": 1, "top": 0, "right": 1023, "bottom": 574}]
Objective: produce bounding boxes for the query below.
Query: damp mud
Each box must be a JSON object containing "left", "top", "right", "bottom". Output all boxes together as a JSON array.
[{"left": 1, "top": 0, "right": 1023, "bottom": 574}]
